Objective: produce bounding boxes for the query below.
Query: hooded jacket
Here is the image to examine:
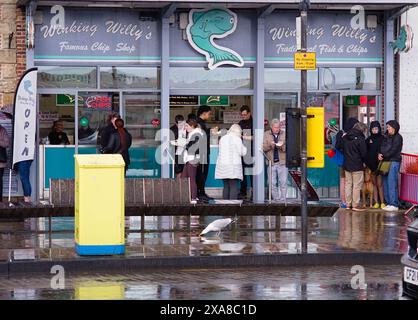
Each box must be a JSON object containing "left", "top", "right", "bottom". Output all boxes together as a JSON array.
[
  {"left": 342, "top": 124, "right": 367, "bottom": 172},
  {"left": 380, "top": 120, "right": 403, "bottom": 162},
  {"left": 365, "top": 121, "right": 384, "bottom": 172},
  {"left": 335, "top": 117, "right": 359, "bottom": 152}
]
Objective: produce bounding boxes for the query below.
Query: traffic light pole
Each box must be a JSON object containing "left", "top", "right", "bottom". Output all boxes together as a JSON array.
[{"left": 300, "top": 2, "right": 309, "bottom": 254}]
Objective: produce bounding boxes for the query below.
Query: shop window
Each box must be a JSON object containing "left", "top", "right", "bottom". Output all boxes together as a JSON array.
[
  {"left": 319, "top": 68, "right": 381, "bottom": 91},
  {"left": 39, "top": 94, "right": 75, "bottom": 145},
  {"left": 265, "top": 68, "right": 318, "bottom": 91},
  {"left": 123, "top": 93, "right": 161, "bottom": 178},
  {"left": 78, "top": 92, "right": 120, "bottom": 146},
  {"left": 170, "top": 67, "right": 253, "bottom": 90},
  {"left": 38, "top": 67, "right": 97, "bottom": 89},
  {"left": 100, "top": 67, "right": 160, "bottom": 89}
]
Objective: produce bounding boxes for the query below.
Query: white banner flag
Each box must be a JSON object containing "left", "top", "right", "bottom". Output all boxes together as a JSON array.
[{"left": 12, "top": 68, "right": 37, "bottom": 168}]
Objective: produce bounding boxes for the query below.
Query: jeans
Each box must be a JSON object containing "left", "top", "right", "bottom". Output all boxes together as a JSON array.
[
  {"left": 223, "top": 179, "right": 239, "bottom": 200},
  {"left": 383, "top": 161, "right": 400, "bottom": 207},
  {"left": 270, "top": 163, "right": 288, "bottom": 201},
  {"left": 17, "top": 160, "right": 32, "bottom": 197},
  {"left": 0, "top": 167, "right": 4, "bottom": 201}
]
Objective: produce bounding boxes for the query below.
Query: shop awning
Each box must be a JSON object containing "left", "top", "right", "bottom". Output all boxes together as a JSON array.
[{"left": 16, "top": 0, "right": 418, "bottom": 12}]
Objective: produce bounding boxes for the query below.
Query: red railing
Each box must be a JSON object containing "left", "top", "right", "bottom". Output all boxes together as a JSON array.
[{"left": 400, "top": 153, "right": 418, "bottom": 205}]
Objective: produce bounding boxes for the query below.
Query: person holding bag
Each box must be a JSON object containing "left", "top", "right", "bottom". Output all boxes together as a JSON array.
[
  {"left": 379, "top": 120, "right": 403, "bottom": 212},
  {"left": 0, "top": 124, "right": 10, "bottom": 202}
]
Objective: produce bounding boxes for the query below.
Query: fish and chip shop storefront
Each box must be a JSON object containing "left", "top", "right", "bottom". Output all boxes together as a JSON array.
[{"left": 21, "top": 0, "right": 416, "bottom": 202}]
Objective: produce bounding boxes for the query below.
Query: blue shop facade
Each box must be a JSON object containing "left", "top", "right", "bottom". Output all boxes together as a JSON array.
[{"left": 19, "top": 0, "right": 416, "bottom": 202}]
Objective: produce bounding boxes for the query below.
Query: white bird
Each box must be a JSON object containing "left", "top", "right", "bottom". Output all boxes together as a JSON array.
[{"left": 199, "top": 218, "right": 236, "bottom": 237}]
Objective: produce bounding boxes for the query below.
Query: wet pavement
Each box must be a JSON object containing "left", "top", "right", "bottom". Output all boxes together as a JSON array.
[
  {"left": 0, "top": 265, "right": 406, "bottom": 300},
  {"left": 0, "top": 209, "right": 411, "bottom": 262}
]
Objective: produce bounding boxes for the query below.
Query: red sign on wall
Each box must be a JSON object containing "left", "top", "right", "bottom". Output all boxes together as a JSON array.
[{"left": 84, "top": 95, "right": 112, "bottom": 109}]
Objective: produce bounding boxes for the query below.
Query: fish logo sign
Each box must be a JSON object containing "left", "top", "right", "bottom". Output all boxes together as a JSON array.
[
  {"left": 390, "top": 25, "right": 414, "bottom": 54},
  {"left": 186, "top": 8, "right": 244, "bottom": 70}
]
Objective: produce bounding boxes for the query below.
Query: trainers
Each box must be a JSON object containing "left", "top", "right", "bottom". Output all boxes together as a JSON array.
[
  {"left": 352, "top": 207, "right": 366, "bottom": 212},
  {"left": 384, "top": 205, "right": 398, "bottom": 212},
  {"left": 380, "top": 203, "right": 386, "bottom": 209},
  {"left": 373, "top": 203, "right": 380, "bottom": 209},
  {"left": 340, "top": 203, "right": 348, "bottom": 209},
  {"left": 190, "top": 199, "right": 198, "bottom": 204}
]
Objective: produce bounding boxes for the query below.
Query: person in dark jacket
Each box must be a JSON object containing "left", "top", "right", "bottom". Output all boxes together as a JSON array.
[
  {"left": 379, "top": 120, "right": 403, "bottom": 211},
  {"left": 365, "top": 121, "right": 385, "bottom": 209},
  {"left": 102, "top": 118, "right": 132, "bottom": 175},
  {"left": 342, "top": 122, "right": 367, "bottom": 211},
  {"left": 48, "top": 120, "right": 70, "bottom": 145},
  {"left": 99, "top": 112, "right": 120, "bottom": 150},
  {"left": 196, "top": 105, "right": 213, "bottom": 201},
  {"left": 238, "top": 105, "right": 254, "bottom": 200},
  {"left": 335, "top": 117, "right": 359, "bottom": 208}
]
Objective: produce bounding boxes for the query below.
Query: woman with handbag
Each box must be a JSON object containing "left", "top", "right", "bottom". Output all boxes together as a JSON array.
[
  {"left": 379, "top": 120, "right": 403, "bottom": 212},
  {"left": 365, "top": 121, "right": 385, "bottom": 209},
  {"left": 0, "top": 124, "right": 9, "bottom": 202}
]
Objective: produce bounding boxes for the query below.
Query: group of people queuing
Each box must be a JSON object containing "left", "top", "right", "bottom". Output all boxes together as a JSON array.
[
  {"left": 334, "top": 117, "right": 403, "bottom": 212},
  {"left": 170, "top": 105, "right": 287, "bottom": 204}
]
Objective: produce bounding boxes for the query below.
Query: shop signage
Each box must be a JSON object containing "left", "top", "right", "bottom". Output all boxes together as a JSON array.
[
  {"left": 390, "top": 25, "right": 413, "bottom": 54},
  {"left": 83, "top": 95, "right": 112, "bottom": 109},
  {"left": 56, "top": 94, "right": 83, "bottom": 106},
  {"left": 186, "top": 8, "right": 244, "bottom": 69},
  {"left": 35, "top": 8, "right": 383, "bottom": 64},
  {"left": 170, "top": 96, "right": 199, "bottom": 106},
  {"left": 39, "top": 112, "right": 60, "bottom": 122},
  {"left": 223, "top": 112, "right": 241, "bottom": 124},
  {"left": 35, "top": 8, "right": 159, "bottom": 61},
  {"left": 56, "top": 94, "right": 111, "bottom": 109},
  {"left": 294, "top": 52, "right": 317, "bottom": 70},
  {"left": 345, "top": 95, "right": 360, "bottom": 106},
  {"left": 12, "top": 68, "right": 37, "bottom": 167},
  {"left": 265, "top": 12, "right": 383, "bottom": 62},
  {"left": 199, "top": 95, "right": 229, "bottom": 106}
]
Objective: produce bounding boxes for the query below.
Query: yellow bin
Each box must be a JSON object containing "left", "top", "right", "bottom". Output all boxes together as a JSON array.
[
  {"left": 74, "top": 154, "right": 125, "bottom": 255},
  {"left": 307, "top": 107, "right": 325, "bottom": 168}
]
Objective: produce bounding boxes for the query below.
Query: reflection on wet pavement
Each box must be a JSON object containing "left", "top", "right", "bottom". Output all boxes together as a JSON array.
[
  {"left": 0, "top": 265, "right": 404, "bottom": 300},
  {"left": 0, "top": 209, "right": 410, "bottom": 261}
]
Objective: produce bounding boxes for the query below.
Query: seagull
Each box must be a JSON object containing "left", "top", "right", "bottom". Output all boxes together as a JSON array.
[{"left": 199, "top": 218, "right": 237, "bottom": 237}]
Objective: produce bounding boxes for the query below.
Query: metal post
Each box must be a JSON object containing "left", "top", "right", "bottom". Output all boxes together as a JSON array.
[
  {"left": 269, "top": 160, "right": 272, "bottom": 203},
  {"left": 299, "top": 1, "right": 309, "bottom": 254},
  {"left": 260, "top": 149, "right": 272, "bottom": 204}
]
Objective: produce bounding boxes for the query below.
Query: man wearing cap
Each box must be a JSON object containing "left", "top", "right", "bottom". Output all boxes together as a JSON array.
[{"left": 379, "top": 120, "right": 403, "bottom": 212}]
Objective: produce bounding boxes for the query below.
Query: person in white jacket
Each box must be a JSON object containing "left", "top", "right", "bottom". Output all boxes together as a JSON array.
[
  {"left": 172, "top": 118, "right": 204, "bottom": 203},
  {"left": 215, "top": 124, "right": 247, "bottom": 200}
]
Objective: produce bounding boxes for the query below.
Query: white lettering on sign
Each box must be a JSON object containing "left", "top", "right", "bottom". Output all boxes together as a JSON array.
[
  {"left": 116, "top": 43, "right": 136, "bottom": 54},
  {"left": 269, "top": 26, "right": 325, "bottom": 41},
  {"left": 105, "top": 21, "right": 152, "bottom": 41},
  {"left": 41, "top": 20, "right": 98, "bottom": 38},
  {"left": 91, "top": 42, "right": 110, "bottom": 54},
  {"left": 59, "top": 41, "right": 88, "bottom": 52},
  {"left": 331, "top": 24, "right": 369, "bottom": 44}
]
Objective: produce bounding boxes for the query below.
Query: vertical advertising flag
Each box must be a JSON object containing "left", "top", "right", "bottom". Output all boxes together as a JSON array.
[{"left": 12, "top": 68, "right": 37, "bottom": 168}]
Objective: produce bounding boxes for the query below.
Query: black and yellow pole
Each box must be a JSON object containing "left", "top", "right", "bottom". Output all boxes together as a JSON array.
[{"left": 299, "top": 0, "right": 310, "bottom": 254}]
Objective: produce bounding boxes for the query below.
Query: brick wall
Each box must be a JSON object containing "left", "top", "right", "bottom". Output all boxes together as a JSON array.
[{"left": 0, "top": 1, "right": 26, "bottom": 111}]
